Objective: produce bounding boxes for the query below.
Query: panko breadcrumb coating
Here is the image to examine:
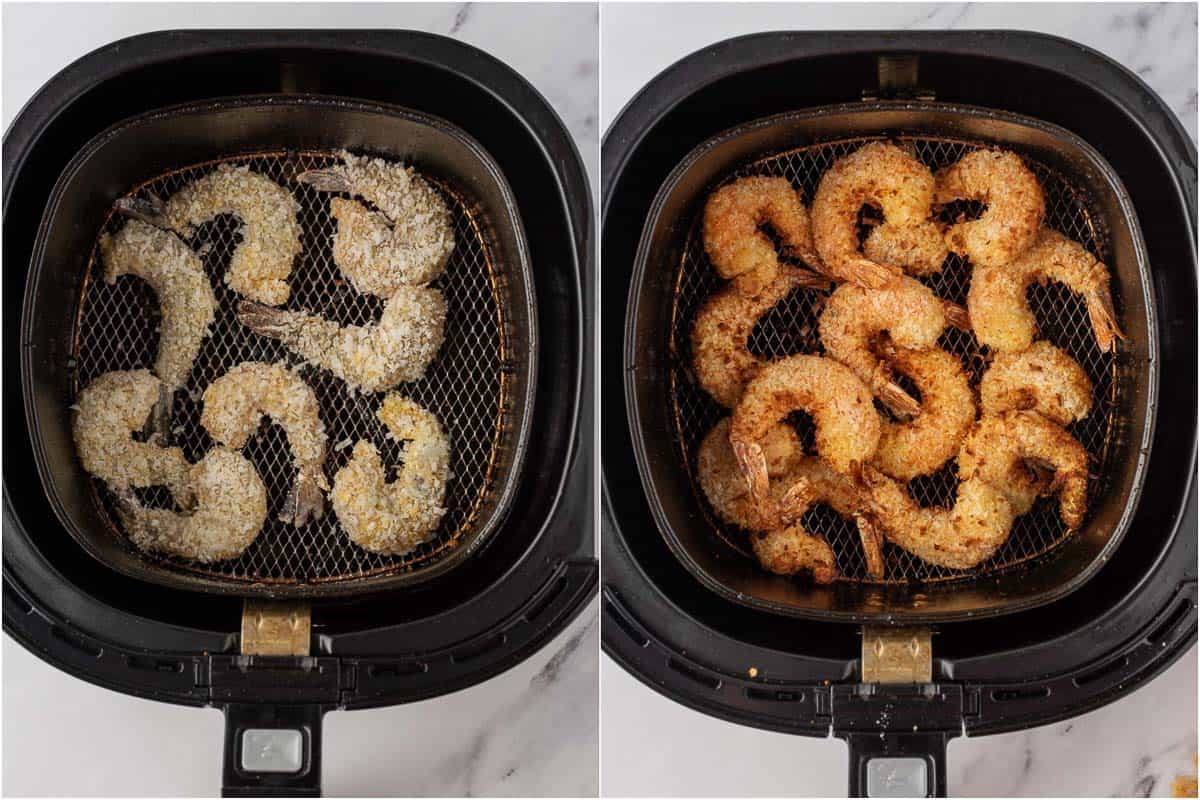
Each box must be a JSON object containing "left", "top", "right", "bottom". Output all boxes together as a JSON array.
[
  {"left": 332, "top": 394, "right": 450, "bottom": 555},
  {"left": 162, "top": 164, "right": 301, "bottom": 305},
  {"left": 72, "top": 369, "right": 191, "bottom": 503},
  {"left": 201, "top": 362, "right": 329, "bottom": 526},
  {"left": 980, "top": 340, "right": 1093, "bottom": 425},
  {"left": 116, "top": 447, "right": 267, "bottom": 561},
  {"left": 299, "top": 150, "right": 455, "bottom": 297},
  {"left": 237, "top": 286, "right": 446, "bottom": 393}
]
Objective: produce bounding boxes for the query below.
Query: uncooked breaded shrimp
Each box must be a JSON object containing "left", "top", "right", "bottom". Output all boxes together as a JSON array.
[
  {"left": 99, "top": 220, "right": 216, "bottom": 440},
  {"left": 862, "top": 221, "right": 950, "bottom": 276},
  {"left": 116, "top": 163, "right": 301, "bottom": 305},
  {"left": 860, "top": 465, "right": 1016, "bottom": 570},
  {"left": 811, "top": 142, "right": 944, "bottom": 288},
  {"left": 72, "top": 369, "right": 191, "bottom": 504},
  {"left": 690, "top": 266, "right": 831, "bottom": 407},
  {"left": 702, "top": 176, "right": 823, "bottom": 296},
  {"left": 114, "top": 447, "right": 267, "bottom": 562},
  {"left": 729, "top": 355, "right": 880, "bottom": 522},
  {"left": 200, "top": 362, "right": 329, "bottom": 527},
  {"left": 980, "top": 341, "right": 1093, "bottom": 425},
  {"left": 331, "top": 394, "right": 450, "bottom": 555},
  {"left": 935, "top": 149, "right": 1045, "bottom": 269},
  {"left": 968, "top": 228, "right": 1124, "bottom": 352},
  {"left": 237, "top": 286, "right": 446, "bottom": 393},
  {"left": 818, "top": 275, "right": 968, "bottom": 417},
  {"left": 298, "top": 150, "right": 455, "bottom": 297},
  {"left": 958, "top": 410, "right": 1089, "bottom": 528},
  {"left": 872, "top": 345, "right": 975, "bottom": 481}
]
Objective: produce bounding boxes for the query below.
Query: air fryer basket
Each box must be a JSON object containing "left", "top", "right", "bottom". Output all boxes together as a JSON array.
[
  {"left": 626, "top": 102, "right": 1155, "bottom": 623},
  {"left": 22, "top": 96, "right": 537, "bottom": 597}
]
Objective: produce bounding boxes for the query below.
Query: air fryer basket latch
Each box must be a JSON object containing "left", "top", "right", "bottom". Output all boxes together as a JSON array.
[
  {"left": 241, "top": 600, "right": 312, "bottom": 657},
  {"left": 863, "top": 54, "right": 935, "bottom": 101},
  {"left": 861, "top": 624, "right": 932, "bottom": 683}
]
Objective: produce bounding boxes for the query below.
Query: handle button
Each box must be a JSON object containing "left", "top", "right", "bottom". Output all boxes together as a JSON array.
[
  {"left": 866, "top": 757, "right": 928, "bottom": 797},
  {"left": 240, "top": 728, "right": 304, "bottom": 774}
]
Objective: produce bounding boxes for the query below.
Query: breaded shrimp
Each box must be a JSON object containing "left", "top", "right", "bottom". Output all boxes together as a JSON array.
[
  {"left": 298, "top": 150, "right": 455, "bottom": 297},
  {"left": 872, "top": 345, "right": 976, "bottom": 481},
  {"left": 729, "top": 355, "right": 880, "bottom": 522},
  {"left": 811, "top": 142, "right": 944, "bottom": 288},
  {"left": 200, "top": 362, "right": 329, "bottom": 527},
  {"left": 237, "top": 287, "right": 446, "bottom": 393},
  {"left": 690, "top": 266, "right": 831, "bottom": 407},
  {"left": 72, "top": 369, "right": 191, "bottom": 504},
  {"left": 935, "top": 149, "right": 1045, "bottom": 269},
  {"left": 697, "top": 419, "right": 882, "bottom": 581},
  {"left": 958, "top": 410, "right": 1089, "bottom": 528},
  {"left": 114, "top": 447, "right": 267, "bottom": 562},
  {"left": 117, "top": 164, "right": 301, "bottom": 306},
  {"left": 980, "top": 341, "right": 1093, "bottom": 425},
  {"left": 331, "top": 395, "right": 450, "bottom": 555},
  {"left": 862, "top": 221, "right": 949, "bottom": 276},
  {"left": 860, "top": 465, "right": 1016, "bottom": 570},
  {"left": 99, "top": 220, "right": 216, "bottom": 441},
  {"left": 818, "top": 275, "right": 968, "bottom": 417},
  {"left": 968, "top": 228, "right": 1125, "bottom": 352},
  {"left": 702, "top": 176, "right": 823, "bottom": 296}
]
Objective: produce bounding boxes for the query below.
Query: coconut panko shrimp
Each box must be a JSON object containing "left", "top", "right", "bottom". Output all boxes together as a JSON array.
[{"left": 980, "top": 341, "right": 1093, "bottom": 426}]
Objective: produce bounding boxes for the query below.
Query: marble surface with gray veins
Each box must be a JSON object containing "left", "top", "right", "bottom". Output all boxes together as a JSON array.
[
  {"left": 2, "top": 3, "right": 598, "bottom": 797},
  {"left": 601, "top": 3, "right": 1197, "bottom": 798}
]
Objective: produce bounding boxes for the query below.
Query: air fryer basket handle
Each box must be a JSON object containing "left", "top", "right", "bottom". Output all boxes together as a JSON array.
[
  {"left": 842, "top": 731, "right": 949, "bottom": 798},
  {"left": 221, "top": 703, "right": 325, "bottom": 797}
]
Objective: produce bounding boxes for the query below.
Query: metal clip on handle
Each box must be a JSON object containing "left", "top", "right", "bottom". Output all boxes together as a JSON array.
[{"left": 864, "top": 54, "right": 936, "bottom": 101}]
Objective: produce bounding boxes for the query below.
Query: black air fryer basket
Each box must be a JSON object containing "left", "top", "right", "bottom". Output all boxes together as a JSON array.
[
  {"left": 5, "top": 30, "right": 594, "bottom": 796},
  {"left": 602, "top": 31, "right": 1195, "bottom": 797}
]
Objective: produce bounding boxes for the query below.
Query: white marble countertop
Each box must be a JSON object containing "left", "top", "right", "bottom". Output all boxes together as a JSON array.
[
  {"left": 2, "top": 3, "right": 598, "bottom": 797},
  {"left": 601, "top": 3, "right": 1196, "bottom": 797}
]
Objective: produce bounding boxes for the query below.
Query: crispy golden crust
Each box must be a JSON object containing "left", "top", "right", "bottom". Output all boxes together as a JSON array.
[
  {"left": 862, "top": 221, "right": 949, "bottom": 276},
  {"left": 980, "top": 341, "right": 1093, "bottom": 425},
  {"left": 968, "top": 227, "right": 1124, "bottom": 352},
  {"left": 935, "top": 149, "right": 1045, "bottom": 269},
  {"left": 702, "top": 176, "right": 822, "bottom": 296},
  {"left": 873, "top": 347, "right": 976, "bottom": 481},
  {"left": 811, "top": 142, "right": 938, "bottom": 287}
]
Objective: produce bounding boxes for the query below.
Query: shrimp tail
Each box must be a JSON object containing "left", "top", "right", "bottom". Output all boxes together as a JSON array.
[
  {"left": 113, "top": 193, "right": 169, "bottom": 229},
  {"left": 236, "top": 300, "right": 293, "bottom": 337},
  {"left": 791, "top": 267, "right": 835, "bottom": 291},
  {"left": 280, "top": 467, "right": 326, "bottom": 527},
  {"left": 1087, "top": 288, "right": 1126, "bottom": 352},
  {"left": 871, "top": 361, "right": 922, "bottom": 419},
  {"left": 730, "top": 439, "right": 770, "bottom": 509},
  {"left": 855, "top": 513, "right": 886, "bottom": 579},
  {"left": 776, "top": 477, "right": 813, "bottom": 526},
  {"left": 837, "top": 256, "right": 901, "bottom": 290},
  {"left": 296, "top": 168, "right": 352, "bottom": 194},
  {"left": 147, "top": 383, "right": 174, "bottom": 446},
  {"left": 942, "top": 300, "right": 972, "bottom": 332}
]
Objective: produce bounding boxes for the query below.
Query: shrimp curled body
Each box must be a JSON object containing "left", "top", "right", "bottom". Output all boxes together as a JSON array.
[
  {"left": 332, "top": 395, "right": 450, "bottom": 555},
  {"left": 201, "top": 362, "right": 330, "bottom": 527},
  {"left": 935, "top": 149, "right": 1045, "bottom": 269},
  {"left": 968, "top": 228, "right": 1125, "bottom": 352},
  {"left": 980, "top": 341, "right": 1093, "bottom": 425},
  {"left": 702, "top": 176, "right": 823, "bottom": 297},
  {"left": 115, "top": 447, "right": 268, "bottom": 562},
  {"left": 298, "top": 150, "right": 455, "bottom": 297},
  {"left": 811, "top": 142, "right": 945, "bottom": 287}
]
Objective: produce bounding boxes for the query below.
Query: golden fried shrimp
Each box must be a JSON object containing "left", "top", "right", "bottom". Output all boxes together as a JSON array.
[
  {"left": 935, "top": 149, "right": 1045, "bottom": 269},
  {"left": 298, "top": 150, "right": 455, "bottom": 297},
  {"left": 237, "top": 286, "right": 446, "bottom": 393},
  {"left": 702, "top": 176, "right": 823, "bottom": 296},
  {"left": 818, "top": 276, "right": 966, "bottom": 417},
  {"left": 117, "top": 164, "right": 301, "bottom": 305},
  {"left": 690, "top": 266, "right": 831, "bottom": 407},
  {"left": 114, "top": 447, "right": 267, "bottom": 562},
  {"left": 99, "top": 220, "right": 216, "bottom": 440},
  {"left": 968, "top": 228, "right": 1125, "bottom": 352},
  {"left": 72, "top": 370, "right": 191, "bottom": 503},
  {"left": 860, "top": 465, "right": 1016, "bottom": 570},
  {"left": 980, "top": 341, "right": 1093, "bottom": 425},
  {"left": 697, "top": 419, "right": 881, "bottom": 582},
  {"left": 811, "top": 142, "right": 943, "bottom": 288},
  {"left": 729, "top": 355, "right": 880, "bottom": 522},
  {"left": 958, "top": 410, "right": 1089, "bottom": 528},
  {"left": 332, "top": 395, "right": 450, "bottom": 555},
  {"left": 200, "top": 362, "right": 329, "bottom": 527},
  {"left": 872, "top": 345, "right": 975, "bottom": 481},
  {"left": 862, "top": 221, "right": 949, "bottom": 276}
]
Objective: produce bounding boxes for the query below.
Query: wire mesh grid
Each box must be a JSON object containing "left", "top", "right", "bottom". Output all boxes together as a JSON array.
[
  {"left": 669, "top": 135, "right": 1121, "bottom": 584},
  {"left": 72, "top": 150, "right": 513, "bottom": 584}
]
